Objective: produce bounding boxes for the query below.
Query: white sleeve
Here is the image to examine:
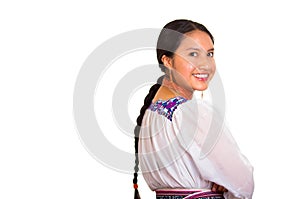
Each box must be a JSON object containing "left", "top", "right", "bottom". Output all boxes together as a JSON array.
[{"left": 175, "top": 100, "right": 254, "bottom": 199}]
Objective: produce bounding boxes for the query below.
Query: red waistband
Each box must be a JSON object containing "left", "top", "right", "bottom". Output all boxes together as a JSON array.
[{"left": 156, "top": 189, "right": 223, "bottom": 198}]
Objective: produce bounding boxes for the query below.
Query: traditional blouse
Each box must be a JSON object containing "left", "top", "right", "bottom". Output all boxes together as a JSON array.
[{"left": 139, "top": 96, "right": 254, "bottom": 199}]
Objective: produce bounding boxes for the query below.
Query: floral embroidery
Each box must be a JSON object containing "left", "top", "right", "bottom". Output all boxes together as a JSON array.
[{"left": 148, "top": 96, "right": 187, "bottom": 121}]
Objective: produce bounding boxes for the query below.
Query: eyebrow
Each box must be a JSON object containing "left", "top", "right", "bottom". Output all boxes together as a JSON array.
[{"left": 186, "top": 47, "right": 214, "bottom": 52}]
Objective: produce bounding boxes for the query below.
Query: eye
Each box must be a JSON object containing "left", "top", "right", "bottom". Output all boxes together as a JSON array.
[
  {"left": 207, "top": 52, "right": 214, "bottom": 57},
  {"left": 189, "top": 52, "right": 198, "bottom": 57}
]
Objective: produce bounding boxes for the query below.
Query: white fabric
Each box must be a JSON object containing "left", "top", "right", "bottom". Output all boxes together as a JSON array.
[{"left": 139, "top": 97, "right": 254, "bottom": 199}]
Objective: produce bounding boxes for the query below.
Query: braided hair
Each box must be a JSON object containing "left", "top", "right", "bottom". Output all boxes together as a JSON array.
[
  {"left": 133, "top": 76, "right": 163, "bottom": 199},
  {"left": 133, "top": 19, "right": 214, "bottom": 199}
]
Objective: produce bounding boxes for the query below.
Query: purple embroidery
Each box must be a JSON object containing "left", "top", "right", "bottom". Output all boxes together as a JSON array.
[{"left": 148, "top": 96, "right": 187, "bottom": 121}]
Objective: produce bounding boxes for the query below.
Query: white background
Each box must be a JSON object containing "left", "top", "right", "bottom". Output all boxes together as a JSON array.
[{"left": 1, "top": 0, "right": 300, "bottom": 198}]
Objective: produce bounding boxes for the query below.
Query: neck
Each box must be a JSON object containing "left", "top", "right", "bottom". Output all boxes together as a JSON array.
[{"left": 162, "top": 78, "right": 193, "bottom": 100}]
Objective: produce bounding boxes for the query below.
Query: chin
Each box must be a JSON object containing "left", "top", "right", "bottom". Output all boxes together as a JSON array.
[{"left": 193, "top": 84, "right": 208, "bottom": 91}]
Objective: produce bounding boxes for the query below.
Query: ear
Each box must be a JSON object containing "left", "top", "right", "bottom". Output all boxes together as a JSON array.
[{"left": 161, "top": 55, "right": 173, "bottom": 69}]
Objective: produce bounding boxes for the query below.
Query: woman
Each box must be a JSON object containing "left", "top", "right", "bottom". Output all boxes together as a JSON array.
[{"left": 133, "top": 19, "right": 254, "bottom": 199}]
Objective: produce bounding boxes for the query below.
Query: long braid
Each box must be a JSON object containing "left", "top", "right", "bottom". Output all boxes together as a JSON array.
[{"left": 133, "top": 75, "right": 164, "bottom": 199}]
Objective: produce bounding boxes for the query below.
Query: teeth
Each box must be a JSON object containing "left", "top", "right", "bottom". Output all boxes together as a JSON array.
[{"left": 193, "top": 73, "right": 208, "bottom": 78}]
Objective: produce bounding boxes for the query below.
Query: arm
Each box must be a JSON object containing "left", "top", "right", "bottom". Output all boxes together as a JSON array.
[
  {"left": 178, "top": 101, "right": 254, "bottom": 198},
  {"left": 200, "top": 124, "right": 254, "bottom": 199}
]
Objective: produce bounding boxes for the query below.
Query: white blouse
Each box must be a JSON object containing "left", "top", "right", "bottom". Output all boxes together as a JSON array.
[{"left": 139, "top": 96, "right": 254, "bottom": 199}]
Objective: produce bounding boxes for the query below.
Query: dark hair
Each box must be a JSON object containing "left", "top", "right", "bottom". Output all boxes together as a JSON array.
[{"left": 133, "top": 19, "right": 214, "bottom": 199}]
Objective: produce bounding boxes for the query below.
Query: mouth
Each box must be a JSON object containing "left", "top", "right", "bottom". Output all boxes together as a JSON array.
[{"left": 192, "top": 73, "right": 209, "bottom": 81}]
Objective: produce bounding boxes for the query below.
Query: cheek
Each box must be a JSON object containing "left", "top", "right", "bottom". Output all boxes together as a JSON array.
[
  {"left": 180, "top": 64, "right": 195, "bottom": 79},
  {"left": 210, "top": 65, "right": 216, "bottom": 80},
  {"left": 173, "top": 59, "right": 194, "bottom": 74},
  {"left": 212, "top": 64, "right": 216, "bottom": 73}
]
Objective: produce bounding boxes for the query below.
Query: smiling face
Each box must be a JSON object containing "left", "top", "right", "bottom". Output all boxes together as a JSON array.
[{"left": 162, "top": 30, "right": 216, "bottom": 92}]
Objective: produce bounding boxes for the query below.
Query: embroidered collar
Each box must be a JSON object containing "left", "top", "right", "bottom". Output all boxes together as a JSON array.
[{"left": 148, "top": 96, "right": 188, "bottom": 121}]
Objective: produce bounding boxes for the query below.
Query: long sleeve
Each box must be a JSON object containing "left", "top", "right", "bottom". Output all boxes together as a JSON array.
[{"left": 176, "top": 100, "right": 254, "bottom": 198}]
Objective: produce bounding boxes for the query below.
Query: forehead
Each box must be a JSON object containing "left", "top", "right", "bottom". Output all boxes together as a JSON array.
[{"left": 177, "top": 30, "right": 214, "bottom": 51}]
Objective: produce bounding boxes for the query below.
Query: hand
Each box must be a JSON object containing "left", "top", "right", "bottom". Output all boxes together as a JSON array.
[{"left": 211, "top": 183, "right": 228, "bottom": 193}]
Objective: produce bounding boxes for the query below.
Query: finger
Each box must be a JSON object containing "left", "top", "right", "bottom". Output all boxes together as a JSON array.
[
  {"left": 217, "top": 186, "right": 228, "bottom": 193},
  {"left": 211, "top": 183, "right": 218, "bottom": 192},
  {"left": 217, "top": 186, "right": 225, "bottom": 192}
]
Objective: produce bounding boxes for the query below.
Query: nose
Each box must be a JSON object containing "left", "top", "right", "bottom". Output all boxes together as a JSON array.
[
  {"left": 194, "top": 56, "right": 210, "bottom": 70},
  {"left": 196, "top": 63, "right": 209, "bottom": 70}
]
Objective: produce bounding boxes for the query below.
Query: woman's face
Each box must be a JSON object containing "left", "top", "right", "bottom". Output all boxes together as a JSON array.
[{"left": 163, "top": 30, "right": 216, "bottom": 92}]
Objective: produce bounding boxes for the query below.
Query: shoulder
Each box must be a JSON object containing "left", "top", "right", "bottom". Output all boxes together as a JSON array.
[
  {"left": 146, "top": 96, "right": 218, "bottom": 125},
  {"left": 148, "top": 96, "right": 188, "bottom": 121}
]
